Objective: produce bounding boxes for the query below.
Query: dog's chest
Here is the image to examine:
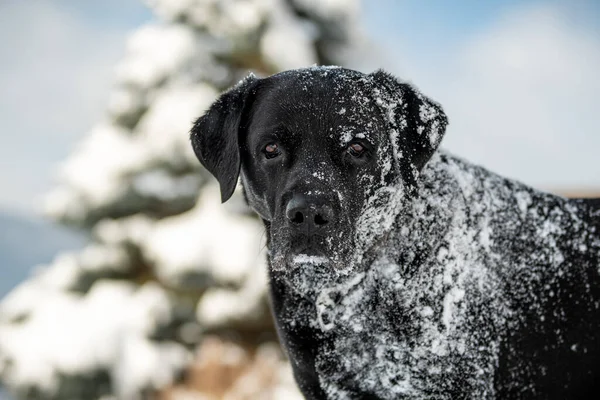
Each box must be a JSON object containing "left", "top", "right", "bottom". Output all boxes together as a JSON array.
[{"left": 277, "top": 250, "right": 506, "bottom": 399}]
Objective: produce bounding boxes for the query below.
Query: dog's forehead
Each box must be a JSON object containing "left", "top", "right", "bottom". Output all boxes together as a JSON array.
[{"left": 251, "top": 68, "right": 385, "bottom": 146}]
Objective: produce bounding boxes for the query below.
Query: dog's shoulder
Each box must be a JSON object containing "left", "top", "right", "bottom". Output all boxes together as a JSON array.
[{"left": 570, "top": 197, "right": 600, "bottom": 233}]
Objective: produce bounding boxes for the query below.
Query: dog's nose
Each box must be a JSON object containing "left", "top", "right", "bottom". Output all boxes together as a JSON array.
[{"left": 286, "top": 194, "right": 334, "bottom": 230}]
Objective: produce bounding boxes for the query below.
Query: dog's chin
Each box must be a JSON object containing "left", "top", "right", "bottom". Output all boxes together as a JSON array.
[
  {"left": 271, "top": 246, "right": 332, "bottom": 272},
  {"left": 268, "top": 225, "right": 357, "bottom": 276},
  {"left": 270, "top": 244, "right": 352, "bottom": 274},
  {"left": 267, "top": 233, "right": 360, "bottom": 298},
  {"left": 290, "top": 253, "right": 330, "bottom": 265}
]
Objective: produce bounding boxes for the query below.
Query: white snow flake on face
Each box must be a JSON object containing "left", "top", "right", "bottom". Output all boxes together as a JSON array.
[
  {"left": 338, "top": 130, "right": 369, "bottom": 147},
  {"left": 338, "top": 129, "right": 354, "bottom": 146},
  {"left": 312, "top": 170, "right": 325, "bottom": 180},
  {"left": 292, "top": 254, "right": 329, "bottom": 265}
]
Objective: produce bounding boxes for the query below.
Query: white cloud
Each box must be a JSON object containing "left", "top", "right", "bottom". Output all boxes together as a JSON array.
[
  {"left": 0, "top": 1, "right": 146, "bottom": 213},
  {"left": 390, "top": 3, "right": 600, "bottom": 190}
]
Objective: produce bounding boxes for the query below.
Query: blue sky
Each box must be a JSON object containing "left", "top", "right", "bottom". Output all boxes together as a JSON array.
[
  {"left": 0, "top": 0, "right": 599, "bottom": 215},
  {"left": 365, "top": 0, "right": 600, "bottom": 45}
]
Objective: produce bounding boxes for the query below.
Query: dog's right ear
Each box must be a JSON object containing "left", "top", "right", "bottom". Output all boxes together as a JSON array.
[{"left": 190, "top": 74, "right": 258, "bottom": 203}]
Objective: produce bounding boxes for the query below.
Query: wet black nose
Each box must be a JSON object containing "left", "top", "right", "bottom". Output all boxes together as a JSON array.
[{"left": 285, "top": 194, "right": 334, "bottom": 231}]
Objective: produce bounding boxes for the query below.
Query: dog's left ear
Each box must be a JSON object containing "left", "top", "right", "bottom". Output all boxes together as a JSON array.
[
  {"left": 370, "top": 69, "right": 448, "bottom": 179},
  {"left": 190, "top": 74, "right": 258, "bottom": 203}
]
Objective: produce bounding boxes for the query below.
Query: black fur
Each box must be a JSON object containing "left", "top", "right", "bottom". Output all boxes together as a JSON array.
[{"left": 191, "top": 67, "right": 600, "bottom": 399}]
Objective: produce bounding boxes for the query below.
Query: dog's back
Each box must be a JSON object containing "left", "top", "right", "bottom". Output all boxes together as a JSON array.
[
  {"left": 499, "top": 193, "right": 600, "bottom": 399},
  {"left": 575, "top": 197, "right": 600, "bottom": 229},
  {"left": 420, "top": 155, "right": 600, "bottom": 399}
]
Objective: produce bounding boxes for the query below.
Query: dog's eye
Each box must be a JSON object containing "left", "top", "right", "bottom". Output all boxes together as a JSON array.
[
  {"left": 264, "top": 143, "right": 280, "bottom": 159},
  {"left": 347, "top": 143, "right": 365, "bottom": 157}
]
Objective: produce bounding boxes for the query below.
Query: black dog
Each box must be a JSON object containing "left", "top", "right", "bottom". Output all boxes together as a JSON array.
[{"left": 190, "top": 67, "right": 600, "bottom": 399}]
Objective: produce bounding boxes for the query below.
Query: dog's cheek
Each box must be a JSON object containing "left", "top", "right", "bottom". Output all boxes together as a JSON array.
[
  {"left": 269, "top": 236, "right": 292, "bottom": 272},
  {"left": 353, "top": 181, "right": 408, "bottom": 261},
  {"left": 240, "top": 178, "right": 270, "bottom": 220},
  {"left": 376, "top": 140, "right": 397, "bottom": 187}
]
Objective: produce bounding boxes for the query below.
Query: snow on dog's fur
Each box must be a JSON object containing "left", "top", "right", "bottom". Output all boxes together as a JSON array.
[{"left": 191, "top": 66, "right": 600, "bottom": 399}]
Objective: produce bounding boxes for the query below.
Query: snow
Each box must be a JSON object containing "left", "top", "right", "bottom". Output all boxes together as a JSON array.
[
  {"left": 292, "top": 254, "right": 330, "bottom": 265},
  {"left": 146, "top": 0, "right": 265, "bottom": 39},
  {"left": 115, "top": 24, "right": 200, "bottom": 89},
  {"left": 112, "top": 334, "right": 189, "bottom": 400},
  {"left": 143, "top": 184, "right": 266, "bottom": 289},
  {"left": 195, "top": 260, "right": 268, "bottom": 329},
  {"left": 92, "top": 214, "right": 153, "bottom": 246},
  {"left": 0, "top": 279, "right": 188, "bottom": 398},
  {"left": 292, "top": 0, "right": 359, "bottom": 19},
  {"left": 44, "top": 124, "right": 149, "bottom": 222},
  {"left": 441, "top": 286, "right": 466, "bottom": 331},
  {"left": 260, "top": 2, "right": 318, "bottom": 70},
  {"left": 134, "top": 84, "right": 218, "bottom": 167}
]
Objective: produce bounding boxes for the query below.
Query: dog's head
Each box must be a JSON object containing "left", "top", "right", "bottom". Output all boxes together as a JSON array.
[{"left": 191, "top": 67, "right": 447, "bottom": 273}]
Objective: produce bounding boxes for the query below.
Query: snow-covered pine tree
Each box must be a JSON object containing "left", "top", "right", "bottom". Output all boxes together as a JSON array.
[{"left": 0, "top": 0, "right": 362, "bottom": 399}]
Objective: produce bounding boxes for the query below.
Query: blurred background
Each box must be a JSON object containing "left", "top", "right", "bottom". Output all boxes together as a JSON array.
[{"left": 0, "top": 0, "right": 598, "bottom": 399}]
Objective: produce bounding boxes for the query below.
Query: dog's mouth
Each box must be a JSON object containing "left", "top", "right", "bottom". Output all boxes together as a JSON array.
[
  {"left": 276, "top": 247, "right": 358, "bottom": 300},
  {"left": 270, "top": 237, "right": 337, "bottom": 272},
  {"left": 268, "top": 221, "right": 355, "bottom": 273},
  {"left": 285, "top": 242, "right": 331, "bottom": 268}
]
